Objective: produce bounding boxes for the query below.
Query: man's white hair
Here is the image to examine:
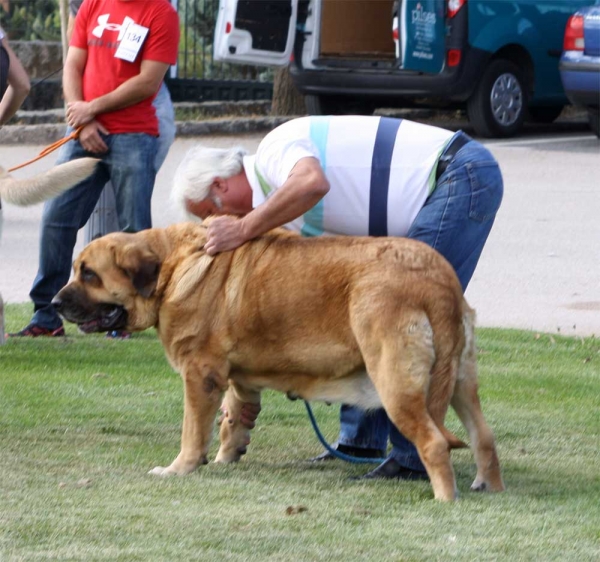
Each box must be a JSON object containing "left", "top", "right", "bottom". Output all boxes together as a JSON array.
[{"left": 171, "top": 145, "right": 247, "bottom": 221}]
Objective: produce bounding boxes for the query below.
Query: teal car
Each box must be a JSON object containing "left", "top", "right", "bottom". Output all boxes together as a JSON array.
[{"left": 215, "top": 0, "right": 597, "bottom": 137}]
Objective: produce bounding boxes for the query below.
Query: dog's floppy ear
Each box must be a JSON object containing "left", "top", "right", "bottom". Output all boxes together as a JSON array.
[
  {"left": 131, "top": 257, "right": 161, "bottom": 298},
  {"left": 115, "top": 243, "right": 162, "bottom": 298}
]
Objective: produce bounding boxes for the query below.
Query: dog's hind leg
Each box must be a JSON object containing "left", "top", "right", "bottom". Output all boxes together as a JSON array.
[
  {"left": 149, "top": 359, "right": 229, "bottom": 477},
  {"left": 451, "top": 311, "right": 504, "bottom": 493},
  {"left": 357, "top": 309, "right": 458, "bottom": 501},
  {"left": 215, "top": 383, "right": 261, "bottom": 463}
]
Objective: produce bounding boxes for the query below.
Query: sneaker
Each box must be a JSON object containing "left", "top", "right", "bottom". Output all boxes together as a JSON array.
[
  {"left": 357, "top": 457, "right": 429, "bottom": 481},
  {"left": 310, "top": 442, "right": 386, "bottom": 462},
  {"left": 7, "top": 323, "right": 65, "bottom": 338},
  {"left": 106, "top": 330, "right": 131, "bottom": 339}
]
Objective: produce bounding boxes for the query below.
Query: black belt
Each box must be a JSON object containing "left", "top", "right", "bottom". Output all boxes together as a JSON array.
[{"left": 435, "top": 132, "right": 471, "bottom": 181}]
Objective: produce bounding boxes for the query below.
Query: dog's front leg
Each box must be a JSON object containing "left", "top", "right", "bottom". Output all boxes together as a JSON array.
[
  {"left": 150, "top": 361, "right": 228, "bottom": 477},
  {"left": 215, "top": 384, "right": 261, "bottom": 463}
]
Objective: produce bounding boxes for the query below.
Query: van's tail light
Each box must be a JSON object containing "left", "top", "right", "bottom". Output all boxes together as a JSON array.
[
  {"left": 564, "top": 15, "right": 585, "bottom": 51},
  {"left": 447, "top": 0, "right": 466, "bottom": 18},
  {"left": 447, "top": 49, "right": 461, "bottom": 67}
]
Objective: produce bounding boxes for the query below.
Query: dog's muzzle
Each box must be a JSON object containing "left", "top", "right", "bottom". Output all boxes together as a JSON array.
[{"left": 52, "top": 295, "right": 128, "bottom": 334}]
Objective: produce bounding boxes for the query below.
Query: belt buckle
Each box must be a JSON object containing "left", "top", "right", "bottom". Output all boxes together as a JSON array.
[
  {"left": 439, "top": 152, "right": 452, "bottom": 166},
  {"left": 435, "top": 158, "right": 449, "bottom": 181},
  {"left": 435, "top": 144, "right": 454, "bottom": 181},
  {"left": 440, "top": 136, "right": 457, "bottom": 164}
]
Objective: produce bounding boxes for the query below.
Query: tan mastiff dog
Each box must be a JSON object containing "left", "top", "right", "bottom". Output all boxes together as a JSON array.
[
  {"left": 53, "top": 221, "right": 504, "bottom": 501},
  {"left": 0, "top": 158, "right": 99, "bottom": 344}
]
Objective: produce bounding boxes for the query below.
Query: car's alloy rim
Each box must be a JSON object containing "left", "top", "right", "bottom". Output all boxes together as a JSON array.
[{"left": 490, "top": 72, "right": 523, "bottom": 127}]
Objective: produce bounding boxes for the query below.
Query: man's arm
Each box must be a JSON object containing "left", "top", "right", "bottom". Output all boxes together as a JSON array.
[
  {"left": 66, "top": 59, "right": 169, "bottom": 127},
  {"left": 0, "top": 37, "right": 31, "bottom": 126},
  {"left": 62, "top": 46, "right": 110, "bottom": 153},
  {"left": 241, "top": 157, "right": 329, "bottom": 238},
  {"left": 204, "top": 157, "right": 330, "bottom": 256},
  {"left": 63, "top": 45, "right": 86, "bottom": 104}
]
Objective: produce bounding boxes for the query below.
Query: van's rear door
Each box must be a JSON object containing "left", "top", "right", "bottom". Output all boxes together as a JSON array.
[
  {"left": 401, "top": 0, "right": 446, "bottom": 73},
  {"left": 214, "top": 0, "right": 298, "bottom": 66}
]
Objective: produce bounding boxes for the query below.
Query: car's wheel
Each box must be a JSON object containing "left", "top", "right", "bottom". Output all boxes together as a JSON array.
[
  {"left": 305, "top": 94, "right": 375, "bottom": 116},
  {"left": 467, "top": 59, "right": 528, "bottom": 138},
  {"left": 528, "top": 105, "right": 564, "bottom": 124},
  {"left": 588, "top": 109, "right": 600, "bottom": 138}
]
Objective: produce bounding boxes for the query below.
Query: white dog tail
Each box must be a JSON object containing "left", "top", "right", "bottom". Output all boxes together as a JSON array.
[{"left": 0, "top": 157, "right": 100, "bottom": 206}]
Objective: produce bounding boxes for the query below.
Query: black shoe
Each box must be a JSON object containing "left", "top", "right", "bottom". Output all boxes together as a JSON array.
[
  {"left": 359, "top": 457, "right": 429, "bottom": 481},
  {"left": 310, "top": 442, "right": 386, "bottom": 462},
  {"left": 7, "top": 323, "right": 65, "bottom": 338}
]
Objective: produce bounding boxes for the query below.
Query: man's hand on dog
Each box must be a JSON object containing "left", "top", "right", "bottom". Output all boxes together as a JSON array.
[
  {"left": 78, "top": 122, "right": 109, "bottom": 154},
  {"left": 204, "top": 216, "right": 249, "bottom": 256}
]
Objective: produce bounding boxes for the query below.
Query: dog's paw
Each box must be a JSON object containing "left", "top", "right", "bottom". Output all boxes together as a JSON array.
[
  {"left": 148, "top": 457, "right": 206, "bottom": 476},
  {"left": 148, "top": 464, "right": 191, "bottom": 476},
  {"left": 470, "top": 479, "right": 488, "bottom": 492},
  {"left": 214, "top": 449, "right": 242, "bottom": 463},
  {"left": 471, "top": 477, "right": 505, "bottom": 493},
  {"left": 148, "top": 466, "right": 175, "bottom": 477}
]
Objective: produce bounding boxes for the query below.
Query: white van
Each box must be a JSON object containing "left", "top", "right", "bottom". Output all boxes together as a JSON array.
[{"left": 214, "top": 0, "right": 595, "bottom": 137}]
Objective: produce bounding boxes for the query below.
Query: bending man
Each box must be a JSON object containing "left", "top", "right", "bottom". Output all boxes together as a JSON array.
[{"left": 172, "top": 115, "right": 503, "bottom": 481}]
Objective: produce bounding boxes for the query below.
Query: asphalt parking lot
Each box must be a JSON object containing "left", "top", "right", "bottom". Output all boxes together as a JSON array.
[{"left": 1, "top": 119, "right": 599, "bottom": 336}]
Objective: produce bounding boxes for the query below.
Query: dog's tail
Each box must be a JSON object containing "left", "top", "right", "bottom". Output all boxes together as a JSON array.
[
  {"left": 426, "top": 306, "right": 471, "bottom": 451},
  {"left": 441, "top": 426, "right": 468, "bottom": 450},
  {"left": 0, "top": 157, "right": 100, "bottom": 206}
]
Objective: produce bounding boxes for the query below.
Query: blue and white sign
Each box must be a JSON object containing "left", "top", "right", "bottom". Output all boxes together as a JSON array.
[{"left": 403, "top": 0, "right": 445, "bottom": 73}]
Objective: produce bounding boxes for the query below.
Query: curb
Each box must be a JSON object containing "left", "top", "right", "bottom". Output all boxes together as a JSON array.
[
  {"left": 176, "top": 115, "right": 296, "bottom": 136},
  {"left": 0, "top": 106, "right": 440, "bottom": 145},
  {"left": 0, "top": 115, "right": 297, "bottom": 146},
  {"left": 0, "top": 106, "right": 589, "bottom": 146}
]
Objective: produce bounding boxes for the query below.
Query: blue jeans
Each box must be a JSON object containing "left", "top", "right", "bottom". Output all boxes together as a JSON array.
[
  {"left": 339, "top": 133, "right": 504, "bottom": 471},
  {"left": 29, "top": 131, "right": 158, "bottom": 329},
  {"left": 153, "top": 82, "right": 176, "bottom": 173},
  {"left": 84, "top": 82, "right": 175, "bottom": 244}
]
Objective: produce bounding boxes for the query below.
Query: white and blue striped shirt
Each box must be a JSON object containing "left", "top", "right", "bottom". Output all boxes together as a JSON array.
[{"left": 243, "top": 115, "right": 454, "bottom": 237}]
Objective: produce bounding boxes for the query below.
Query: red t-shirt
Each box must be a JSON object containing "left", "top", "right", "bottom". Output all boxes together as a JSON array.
[{"left": 71, "top": 0, "right": 179, "bottom": 135}]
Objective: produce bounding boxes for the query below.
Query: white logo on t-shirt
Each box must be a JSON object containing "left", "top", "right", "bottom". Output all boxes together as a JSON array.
[{"left": 92, "top": 14, "right": 134, "bottom": 40}]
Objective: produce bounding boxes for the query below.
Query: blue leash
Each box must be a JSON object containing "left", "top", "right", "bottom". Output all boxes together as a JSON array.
[{"left": 304, "top": 401, "right": 387, "bottom": 464}]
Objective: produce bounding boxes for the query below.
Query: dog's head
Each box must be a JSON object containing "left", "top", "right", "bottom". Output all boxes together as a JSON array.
[{"left": 53, "top": 231, "right": 162, "bottom": 334}]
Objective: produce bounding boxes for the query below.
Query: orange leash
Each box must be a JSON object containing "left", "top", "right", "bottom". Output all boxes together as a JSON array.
[{"left": 8, "top": 126, "right": 84, "bottom": 173}]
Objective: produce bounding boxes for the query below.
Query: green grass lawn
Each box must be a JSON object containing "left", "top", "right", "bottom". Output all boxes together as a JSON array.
[{"left": 1, "top": 303, "right": 599, "bottom": 561}]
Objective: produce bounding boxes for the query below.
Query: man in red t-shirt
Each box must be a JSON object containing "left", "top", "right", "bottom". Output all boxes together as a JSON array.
[
  {"left": 66, "top": 0, "right": 177, "bottom": 138},
  {"left": 10, "top": 0, "right": 180, "bottom": 338}
]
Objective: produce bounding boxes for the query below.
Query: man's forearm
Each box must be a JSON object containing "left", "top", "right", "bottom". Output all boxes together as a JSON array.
[
  {"left": 241, "top": 160, "right": 329, "bottom": 240},
  {"left": 63, "top": 65, "right": 84, "bottom": 104},
  {"left": 88, "top": 74, "right": 160, "bottom": 117},
  {"left": 241, "top": 190, "right": 318, "bottom": 240}
]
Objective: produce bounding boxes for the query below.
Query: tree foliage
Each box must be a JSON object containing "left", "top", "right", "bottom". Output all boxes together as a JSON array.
[
  {"left": 0, "top": 0, "right": 61, "bottom": 41},
  {"left": 0, "top": 0, "right": 274, "bottom": 87}
]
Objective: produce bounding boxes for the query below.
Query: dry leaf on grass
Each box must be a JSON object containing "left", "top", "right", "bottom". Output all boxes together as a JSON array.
[
  {"left": 58, "top": 478, "right": 93, "bottom": 489},
  {"left": 285, "top": 505, "right": 308, "bottom": 516}
]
